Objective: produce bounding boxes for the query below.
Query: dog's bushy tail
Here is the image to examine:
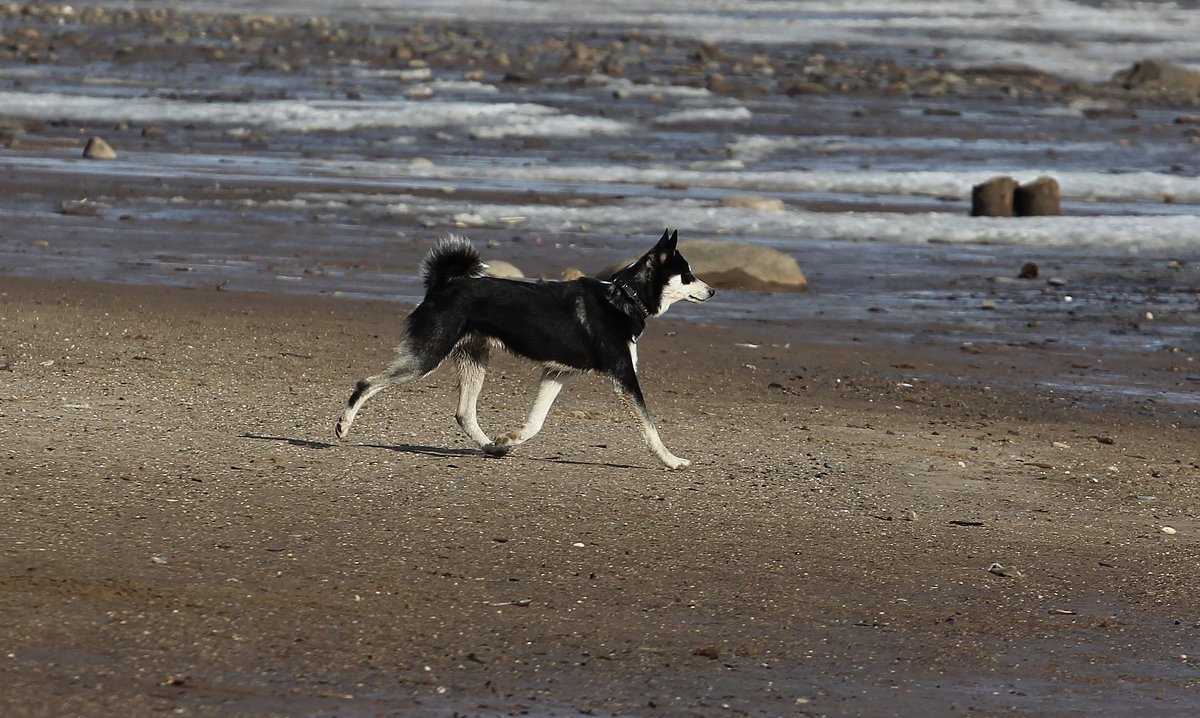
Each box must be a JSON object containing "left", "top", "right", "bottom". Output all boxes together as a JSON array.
[{"left": 421, "top": 234, "right": 486, "bottom": 292}]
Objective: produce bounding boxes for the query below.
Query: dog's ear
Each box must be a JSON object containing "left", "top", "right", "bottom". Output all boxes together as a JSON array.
[{"left": 654, "top": 228, "right": 678, "bottom": 263}]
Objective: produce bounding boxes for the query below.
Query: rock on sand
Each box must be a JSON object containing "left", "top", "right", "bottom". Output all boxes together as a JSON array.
[
  {"left": 484, "top": 259, "right": 524, "bottom": 279},
  {"left": 83, "top": 136, "right": 117, "bottom": 159}
]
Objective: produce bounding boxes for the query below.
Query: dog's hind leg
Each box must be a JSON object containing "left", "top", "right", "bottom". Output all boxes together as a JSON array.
[
  {"left": 484, "top": 369, "right": 570, "bottom": 457},
  {"left": 335, "top": 340, "right": 432, "bottom": 440},
  {"left": 451, "top": 336, "right": 493, "bottom": 448},
  {"left": 610, "top": 370, "right": 689, "bottom": 470}
]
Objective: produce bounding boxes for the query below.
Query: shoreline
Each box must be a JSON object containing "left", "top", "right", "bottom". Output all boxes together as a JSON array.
[{"left": 3, "top": 275, "right": 1198, "bottom": 716}]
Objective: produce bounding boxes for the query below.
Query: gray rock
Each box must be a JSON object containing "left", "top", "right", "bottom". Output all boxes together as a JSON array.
[
  {"left": 600, "top": 239, "right": 807, "bottom": 293},
  {"left": 1113, "top": 59, "right": 1200, "bottom": 95},
  {"left": 483, "top": 259, "right": 524, "bottom": 279},
  {"left": 83, "top": 136, "right": 117, "bottom": 160},
  {"left": 719, "top": 195, "right": 786, "bottom": 212}
]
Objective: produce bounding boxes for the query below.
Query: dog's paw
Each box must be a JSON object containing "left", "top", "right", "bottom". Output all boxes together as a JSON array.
[
  {"left": 334, "top": 419, "right": 350, "bottom": 440},
  {"left": 482, "top": 442, "right": 511, "bottom": 458},
  {"left": 664, "top": 456, "right": 691, "bottom": 470}
]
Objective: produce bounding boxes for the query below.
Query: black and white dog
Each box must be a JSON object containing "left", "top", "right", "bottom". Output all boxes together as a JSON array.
[{"left": 335, "top": 229, "right": 714, "bottom": 469}]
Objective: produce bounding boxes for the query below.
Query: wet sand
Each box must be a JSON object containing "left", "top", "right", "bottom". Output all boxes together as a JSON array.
[
  {"left": 2, "top": 4, "right": 1200, "bottom": 716},
  {"left": 2, "top": 276, "right": 1198, "bottom": 717}
]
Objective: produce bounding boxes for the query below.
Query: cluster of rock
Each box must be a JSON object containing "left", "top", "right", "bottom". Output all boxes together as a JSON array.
[
  {"left": 971, "top": 176, "right": 1061, "bottom": 217},
  {"left": 5, "top": 4, "right": 1200, "bottom": 108}
]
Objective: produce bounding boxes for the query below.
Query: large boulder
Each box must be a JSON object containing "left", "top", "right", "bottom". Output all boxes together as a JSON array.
[
  {"left": 1112, "top": 59, "right": 1200, "bottom": 95},
  {"left": 600, "top": 239, "right": 807, "bottom": 293}
]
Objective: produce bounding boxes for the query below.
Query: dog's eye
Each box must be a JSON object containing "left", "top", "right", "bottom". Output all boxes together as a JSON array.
[{"left": 683, "top": 271, "right": 696, "bottom": 283}]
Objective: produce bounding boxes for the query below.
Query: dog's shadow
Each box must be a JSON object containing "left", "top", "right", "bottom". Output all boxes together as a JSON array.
[
  {"left": 241, "top": 433, "right": 476, "bottom": 457},
  {"left": 240, "top": 433, "right": 642, "bottom": 468}
]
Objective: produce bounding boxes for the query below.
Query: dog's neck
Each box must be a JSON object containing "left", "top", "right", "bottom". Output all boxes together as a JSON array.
[{"left": 612, "top": 278, "right": 652, "bottom": 320}]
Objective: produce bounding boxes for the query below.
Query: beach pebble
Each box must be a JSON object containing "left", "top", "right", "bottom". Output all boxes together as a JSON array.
[
  {"left": 83, "top": 136, "right": 117, "bottom": 160},
  {"left": 1161, "top": 526, "right": 1177, "bottom": 535},
  {"left": 719, "top": 195, "right": 786, "bottom": 212},
  {"left": 987, "top": 563, "right": 1012, "bottom": 577}
]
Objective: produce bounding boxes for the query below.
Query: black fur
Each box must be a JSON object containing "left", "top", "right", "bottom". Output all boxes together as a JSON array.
[{"left": 420, "top": 236, "right": 486, "bottom": 291}]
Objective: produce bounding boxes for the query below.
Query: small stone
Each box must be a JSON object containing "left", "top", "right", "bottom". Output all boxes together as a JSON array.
[
  {"left": 987, "top": 563, "right": 1016, "bottom": 577},
  {"left": 719, "top": 195, "right": 786, "bottom": 212},
  {"left": 1018, "top": 262, "right": 1039, "bottom": 279},
  {"left": 83, "top": 136, "right": 117, "bottom": 160},
  {"left": 1161, "top": 526, "right": 1178, "bottom": 535}
]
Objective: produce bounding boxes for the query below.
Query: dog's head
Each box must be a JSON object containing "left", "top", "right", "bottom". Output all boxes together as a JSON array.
[{"left": 617, "top": 229, "right": 715, "bottom": 317}]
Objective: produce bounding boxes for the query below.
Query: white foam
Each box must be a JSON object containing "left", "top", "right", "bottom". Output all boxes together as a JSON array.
[
  {"left": 326, "top": 158, "right": 1200, "bottom": 204},
  {"left": 296, "top": 190, "right": 1200, "bottom": 252},
  {"left": 0, "top": 91, "right": 630, "bottom": 137},
  {"left": 653, "top": 106, "right": 753, "bottom": 126}
]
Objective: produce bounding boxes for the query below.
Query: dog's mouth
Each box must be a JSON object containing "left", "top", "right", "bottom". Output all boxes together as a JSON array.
[{"left": 687, "top": 288, "right": 716, "bottom": 303}]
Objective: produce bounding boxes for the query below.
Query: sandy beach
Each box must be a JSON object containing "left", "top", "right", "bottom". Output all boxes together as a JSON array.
[
  {"left": 2, "top": 275, "right": 1198, "bottom": 716},
  {"left": 2, "top": 2, "right": 1200, "bottom": 715}
]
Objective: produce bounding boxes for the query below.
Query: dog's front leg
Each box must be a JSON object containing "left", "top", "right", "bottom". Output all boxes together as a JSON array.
[
  {"left": 611, "top": 372, "right": 690, "bottom": 470},
  {"left": 484, "top": 370, "right": 569, "bottom": 457}
]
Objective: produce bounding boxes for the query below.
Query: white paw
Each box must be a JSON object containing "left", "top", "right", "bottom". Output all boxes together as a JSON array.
[{"left": 664, "top": 456, "right": 691, "bottom": 470}]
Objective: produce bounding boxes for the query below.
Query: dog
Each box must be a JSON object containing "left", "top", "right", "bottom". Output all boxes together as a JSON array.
[{"left": 334, "top": 228, "right": 715, "bottom": 469}]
